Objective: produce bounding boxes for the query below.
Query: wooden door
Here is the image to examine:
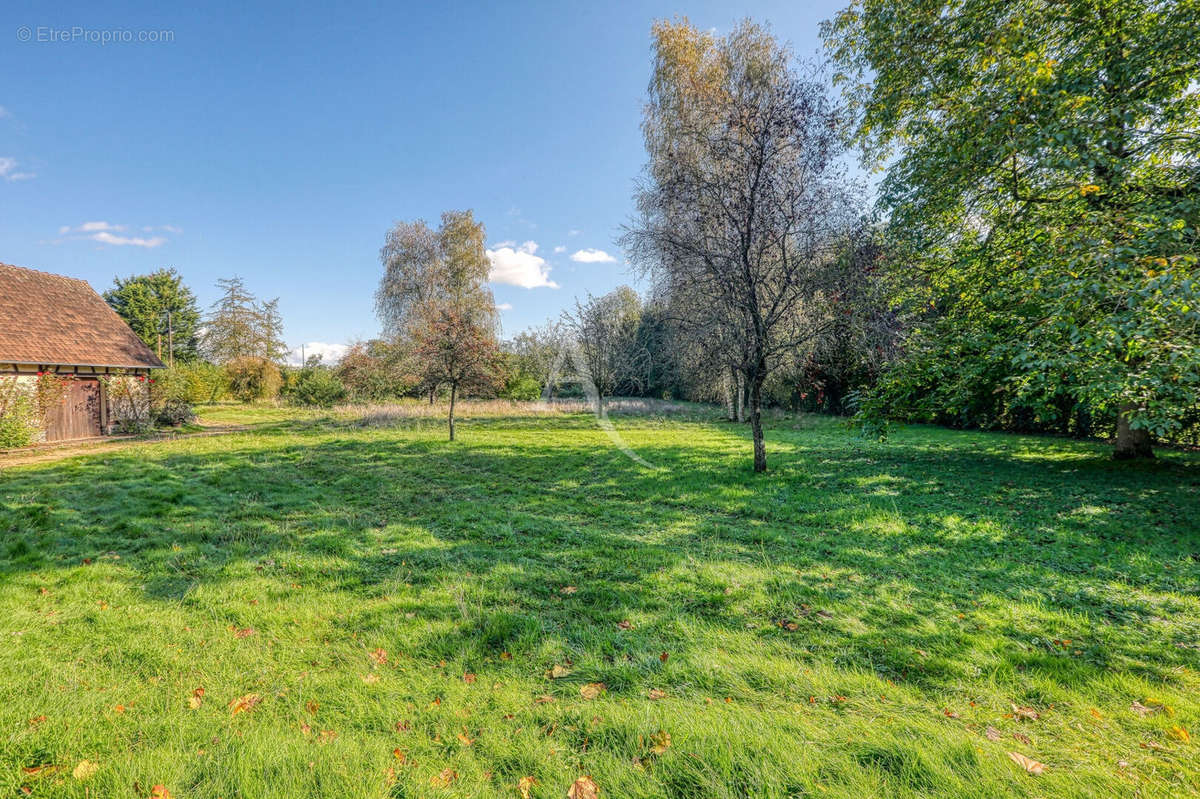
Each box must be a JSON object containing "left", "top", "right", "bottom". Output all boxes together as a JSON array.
[{"left": 43, "top": 378, "right": 102, "bottom": 441}]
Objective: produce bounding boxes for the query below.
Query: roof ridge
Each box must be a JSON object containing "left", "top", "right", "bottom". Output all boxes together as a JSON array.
[{"left": 0, "top": 262, "right": 93, "bottom": 286}]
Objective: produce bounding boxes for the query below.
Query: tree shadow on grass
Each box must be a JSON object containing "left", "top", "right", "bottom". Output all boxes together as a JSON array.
[{"left": 1, "top": 416, "right": 1198, "bottom": 700}]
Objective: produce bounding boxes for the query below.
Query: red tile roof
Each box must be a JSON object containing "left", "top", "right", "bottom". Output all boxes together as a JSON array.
[{"left": 0, "top": 263, "right": 166, "bottom": 369}]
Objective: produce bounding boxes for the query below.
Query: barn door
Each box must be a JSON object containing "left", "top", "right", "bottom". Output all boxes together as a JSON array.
[{"left": 43, "top": 379, "right": 102, "bottom": 441}]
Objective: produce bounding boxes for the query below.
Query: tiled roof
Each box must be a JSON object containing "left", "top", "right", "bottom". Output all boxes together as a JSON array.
[{"left": 0, "top": 263, "right": 166, "bottom": 369}]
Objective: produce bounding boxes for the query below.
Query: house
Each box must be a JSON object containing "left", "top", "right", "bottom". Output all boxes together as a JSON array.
[{"left": 0, "top": 262, "right": 165, "bottom": 441}]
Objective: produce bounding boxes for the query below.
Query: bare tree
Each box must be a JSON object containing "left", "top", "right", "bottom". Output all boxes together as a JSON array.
[
  {"left": 624, "top": 19, "right": 863, "bottom": 472},
  {"left": 561, "top": 286, "right": 646, "bottom": 408}
]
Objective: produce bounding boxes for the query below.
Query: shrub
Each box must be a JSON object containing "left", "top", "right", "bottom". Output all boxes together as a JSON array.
[
  {"left": 156, "top": 398, "right": 197, "bottom": 426},
  {"left": 226, "top": 357, "right": 282, "bottom": 403},
  {"left": 283, "top": 366, "right": 346, "bottom": 408},
  {"left": 158, "top": 362, "right": 229, "bottom": 404},
  {"left": 501, "top": 375, "right": 543, "bottom": 401},
  {"left": 0, "top": 386, "right": 37, "bottom": 448}
]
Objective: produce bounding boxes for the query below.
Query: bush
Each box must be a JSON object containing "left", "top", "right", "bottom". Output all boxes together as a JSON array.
[
  {"left": 0, "top": 391, "right": 37, "bottom": 448},
  {"left": 158, "top": 362, "right": 229, "bottom": 404},
  {"left": 226, "top": 358, "right": 282, "bottom": 403},
  {"left": 283, "top": 366, "right": 346, "bottom": 408},
  {"left": 155, "top": 398, "right": 197, "bottom": 426},
  {"left": 501, "top": 375, "right": 543, "bottom": 401}
]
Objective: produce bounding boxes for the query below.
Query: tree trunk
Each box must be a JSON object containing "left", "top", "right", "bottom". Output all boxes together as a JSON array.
[
  {"left": 749, "top": 375, "right": 766, "bottom": 473},
  {"left": 1113, "top": 403, "right": 1153, "bottom": 459},
  {"left": 724, "top": 369, "right": 737, "bottom": 421},
  {"left": 448, "top": 383, "right": 457, "bottom": 441},
  {"left": 428, "top": 386, "right": 436, "bottom": 405}
]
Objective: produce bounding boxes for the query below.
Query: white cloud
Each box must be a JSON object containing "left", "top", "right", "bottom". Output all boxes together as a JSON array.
[
  {"left": 58, "top": 220, "right": 177, "bottom": 246},
  {"left": 486, "top": 240, "right": 559, "bottom": 289},
  {"left": 0, "top": 157, "right": 34, "bottom": 181},
  {"left": 568, "top": 229, "right": 581, "bottom": 236},
  {"left": 91, "top": 231, "right": 166, "bottom": 248},
  {"left": 80, "top": 221, "right": 125, "bottom": 232},
  {"left": 553, "top": 245, "right": 566, "bottom": 253},
  {"left": 287, "top": 341, "right": 349, "bottom": 366},
  {"left": 496, "top": 302, "right": 513, "bottom": 311},
  {"left": 570, "top": 248, "right": 617, "bottom": 263}
]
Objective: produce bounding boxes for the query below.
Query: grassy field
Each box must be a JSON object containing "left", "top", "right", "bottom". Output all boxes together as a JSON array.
[{"left": 1, "top": 403, "right": 1197, "bottom": 798}]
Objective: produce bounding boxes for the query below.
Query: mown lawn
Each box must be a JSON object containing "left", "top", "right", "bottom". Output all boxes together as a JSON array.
[{"left": 1, "top": 405, "right": 1197, "bottom": 798}]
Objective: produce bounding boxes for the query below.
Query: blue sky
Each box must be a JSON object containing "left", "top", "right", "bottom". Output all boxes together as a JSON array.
[{"left": 1, "top": 0, "right": 846, "bottom": 362}]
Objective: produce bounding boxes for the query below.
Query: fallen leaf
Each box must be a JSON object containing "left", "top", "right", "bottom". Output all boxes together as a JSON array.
[
  {"left": 518, "top": 775, "right": 537, "bottom": 799},
  {"left": 463, "top": 673, "right": 477, "bottom": 684},
  {"left": 500, "top": 651, "right": 513, "bottom": 661},
  {"left": 370, "top": 648, "right": 388, "bottom": 665},
  {"left": 232, "top": 627, "right": 255, "bottom": 639},
  {"left": 229, "top": 694, "right": 262, "bottom": 715},
  {"left": 561, "top": 586, "right": 577, "bottom": 595},
  {"left": 616, "top": 620, "right": 633, "bottom": 630},
  {"left": 72, "top": 760, "right": 99, "bottom": 781},
  {"left": 1168, "top": 726, "right": 1190, "bottom": 743},
  {"left": 457, "top": 729, "right": 475, "bottom": 746},
  {"left": 188, "top": 695, "right": 202, "bottom": 710},
  {"left": 113, "top": 704, "right": 127, "bottom": 714},
  {"left": 943, "top": 709, "right": 959, "bottom": 719},
  {"left": 362, "top": 673, "right": 380, "bottom": 684},
  {"left": 430, "top": 768, "right": 457, "bottom": 788},
  {"left": 648, "top": 688, "right": 666, "bottom": 700},
  {"left": 1090, "top": 708, "right": 1103, "bottom": 720},
  {"left": 568, "top": 775, "right": 600, "bottom": 799},
  {"left": 534, "top": 694, "right": 555, "bottom": 704},
  {"left": 580, "top": 682, "right": 605, "bottom": 700},
  {"left": 650, "top": 729, "right": 671, "bottom": 755},
  {"left": 150, "top": 786, "right": 175, "bottom": 799},
  {"left": 1130, "top": 700, "right": 1153, "bottom": 717},
  {"left": 392, "top": 748, "right": 406, "bottom": 762},
  {"left": 1012, "top": 731, "right": 1032, "bottom": 746},
  {"left": 985, "top": 726, "right": 1002, "bottom": 741},
  {"left": 1007, "top": 751, "right": 1045, "bottom": 775},
  {"left": 306, "top": 700, "right": 319, "bottom": 714},
  {"left": 27, "top": 715, "right": 47, "bottom": 727},
  {"left": 1011, "top": 704, "right": 1040, "bottom": 721},
  {"left": 549, "top": 664, "right": 572, "bottom": 679},
  {"left": 659, "top": 652, "right": 669, "bottom": 663}
]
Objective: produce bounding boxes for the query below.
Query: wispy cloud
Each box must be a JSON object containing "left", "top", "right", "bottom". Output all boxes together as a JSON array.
[
  {"left": 58, "top": 220, "right": 177, "bottom": 247},
  {"left": 0, "top": 156, "right": 35, "bottom": 181},
  {"left": 92, "top": 231, "right": 166, "bottom": 248},
  {"left": 287, "top": 341, "right": 349, "bottom": 366},
  {"left": 553, "top": 245, "right": 566, "bottom": 254},
  {"left": 496, "top": 302, "right": 513, "bottom": 311},
  {"left": 570, "top": 248, "right": 616, "bottom": 263},
  {"left": 486, "top": 240, "right": 559, "bottom": 289}
]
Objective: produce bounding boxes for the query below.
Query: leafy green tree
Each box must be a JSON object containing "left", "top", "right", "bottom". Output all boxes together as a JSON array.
[
  {"left": 103, "top": 268, "right": 201, "bottom": 364},
  {"left": 825, "top": 0, "right": 1200, "bottom": 457}
]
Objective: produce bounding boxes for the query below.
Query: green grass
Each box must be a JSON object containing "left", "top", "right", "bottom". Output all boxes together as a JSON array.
[{"left": 1, "top": 405, "right": 1197, "bottom": 798}]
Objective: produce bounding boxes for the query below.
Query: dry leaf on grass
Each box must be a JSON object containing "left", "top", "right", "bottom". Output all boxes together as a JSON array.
[
  {"left": 187, "top": 687, "right": 204, "bottom": 710},
  {"left": 560, "top": 586, "right": 577, "bottom": 595},
  {"left": 463, "top": 673, "right": 477, "bottom": 684},
  {"left": 985, "top": 726, "right": 1002, "bottom": 741},
  {"left": 370, "top": 648, "right": 388, "bottom": 665},
  {"left": 580, "top": 682, "right": 605, "bottom": 700},
  {"left": 648, "top": 688, "right": 666, "bottom": 700},
  {"left": 1012, "top": 731, "right": 1032, "bottom": 746},
  {"left": 1130, "top": 700, "right": 1154, "bottom": 717},
  {"left": 616, "top": 620, "right": 633, "bottom": 630},
  {"left": 1007, "top": 751, "right": 1045, "bottom": 775},
  {"left": 229, "top": 694, "right": 262, "bottom": 715},
  {"left": 231, "top": 627, "right": 255, "bottom": 639},
  {"left": 568, "top": 775, "right": 600, "bottom": 799},
  {"left": 362, "top": 673, "right": 380, "bottom": 684},
  {"left": 72, "top": 760, "right": 99, "bottom": 781},
  {"left": 1011, "top": 704, "right": 1040, "bottom": 721},
  {"left": 430, "top": 768, "right": 457, "bottom": 788},
  {"left": 549, "top": 664, "right": 572, "bottom": 679},
  {"left": 650, "top": 730, "right": 672, "bottom": 755},
  {"left": 518, "top": 775, "right": 537, "bottom": 798},
  {"left": 457, "top": 729, "right": 475, "bottom": 746},
  {"left": 150, "top": 786, "right": 175, "bottom": 799},
  {"left": 534, "top": 694, "right": 555, "bottom": 704},
  {"left": 1168, "top": 726, "right": 1190, "bottom": 743}
]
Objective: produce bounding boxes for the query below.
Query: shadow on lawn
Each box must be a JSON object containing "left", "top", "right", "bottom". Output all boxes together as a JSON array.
[{"left": 2, "top": 417, "right": 1198, "bottom": 696}]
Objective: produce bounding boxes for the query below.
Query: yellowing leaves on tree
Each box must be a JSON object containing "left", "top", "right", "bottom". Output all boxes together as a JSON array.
[
  {"left": 1007, "top": 751, "right": 1045, "bottom": 775},
  {"left": 72, "top": 760, "right": 99, "bottom": 781},
  {"left": 567, "top": 775, "right": 600, "bottom": 799}
]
